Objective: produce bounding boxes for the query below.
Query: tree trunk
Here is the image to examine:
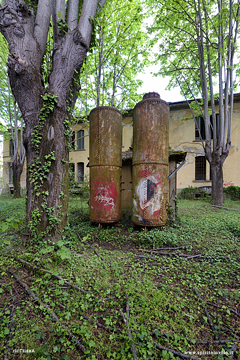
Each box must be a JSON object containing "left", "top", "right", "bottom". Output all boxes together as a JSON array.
[
  {"left": 211, "top": 155, "right": 224, "bottom": 205},
  {"left": 12, "top": 159, "right": 23, "bottom": 198},
  {"left": 24, "top": 106, "right": 69, "bottom": 240},
  {"left": 0, "top": 0, "right": 100, "bottom": 242}
]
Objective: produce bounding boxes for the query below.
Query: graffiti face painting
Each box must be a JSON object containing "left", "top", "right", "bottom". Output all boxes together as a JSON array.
[
  {"left": 92, "top": 180, "right": 118, "bottom": 212},
  {"left": 133, "top": 171, "right": 163, "bottom": 222}
]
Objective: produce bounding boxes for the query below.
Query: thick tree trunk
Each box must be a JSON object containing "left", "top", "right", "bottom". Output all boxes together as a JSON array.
[
  {"left": 0, "top": 0, "right": 100, "bottom": 241},
  {"left": 24, "top": 107, "right": 69, "bottom": 240},
  {"left": 211, "top": 155, "right": 224, "bottom": 205},
  {"left": 12, "top": 160, "right": 23, "bottom": 198}
]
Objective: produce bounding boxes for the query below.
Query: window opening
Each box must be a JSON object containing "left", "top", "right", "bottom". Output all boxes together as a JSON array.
[
  {"left": 77, "top": 162, "right": 84, "bottom": 182},
  {"left": 77, "top": 130, "right": 84, "bottom": 150},
  {"left": 195, "top": 156, "right": 206, "bottom": 180}
]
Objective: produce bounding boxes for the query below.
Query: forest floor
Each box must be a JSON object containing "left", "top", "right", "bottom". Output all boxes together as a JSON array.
[{"left": 0, "top": 196, "right": 240, "bottom": 360}]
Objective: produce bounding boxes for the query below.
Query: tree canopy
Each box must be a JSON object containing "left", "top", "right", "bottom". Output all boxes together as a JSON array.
[
  {"left": 149, "top": 0, "right": 240, "bottom": 204},
  {"left": 74, "top": 0, "right": 151, "bottom": 118}
]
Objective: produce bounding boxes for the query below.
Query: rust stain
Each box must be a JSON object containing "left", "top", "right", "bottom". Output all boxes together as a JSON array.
[
  {"left": 89, "top": 107, "right": 122, "bottom": 223},
  {"left": 132, "top": 93, "right": 169, "bottom": 227}
]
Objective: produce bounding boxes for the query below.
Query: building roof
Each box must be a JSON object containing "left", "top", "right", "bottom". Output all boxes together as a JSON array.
[
  {"left": 122, "top": 150, "right": 187, "bottom": 163},
  {"left": 169, "top": 93, "right": 240, "bottom": 111}
]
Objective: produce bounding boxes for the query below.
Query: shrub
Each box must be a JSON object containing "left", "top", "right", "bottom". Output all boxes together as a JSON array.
[
  {"left": 178, "top": 186, "right": 197, "bottom": 200},
  {"left": 223, "top": 185, "right": 240, "bottom": 201}
]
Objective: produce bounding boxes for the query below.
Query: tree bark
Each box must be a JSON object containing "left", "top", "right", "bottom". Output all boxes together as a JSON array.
[
  {"left": 12, "top": 159, "right": 23, "bottom": 198},
  {"left": 211, "top": 155, "right": 224, "bottom": 205}
]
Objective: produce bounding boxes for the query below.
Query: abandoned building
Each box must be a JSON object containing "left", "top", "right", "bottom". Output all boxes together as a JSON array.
[{"left": 2, "top": 94, "right": 240, "bottom": 208}]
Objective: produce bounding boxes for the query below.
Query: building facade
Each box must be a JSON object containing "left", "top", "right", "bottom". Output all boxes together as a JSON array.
[
  {"left": 169, "top": 95, "right": 240, "bottom": 191},
  {"left": 2, "top": 95, "right": 240, "bottom": 194}
]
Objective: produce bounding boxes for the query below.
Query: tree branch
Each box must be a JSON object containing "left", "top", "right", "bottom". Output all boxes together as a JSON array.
[
  {"left": 34, "top": 0, "right": 51, "bottom": 60},
  {"left": 67, "top": 0, "right": 79, "bottom": 31},
  {"left": 97, "top": 0, "right": 108, "bottom": 13},
  {"left": 78, "top": 0, "right": 99, "bottom": 48},
  {"left": 51, "top": 0, "right": 58, "bottom": 46},
  {"left": 120, "top": 302, "right": 138, "bottom": 359},
  {"left": 56, "top": 0, "right": 66, "bottom": 21}
]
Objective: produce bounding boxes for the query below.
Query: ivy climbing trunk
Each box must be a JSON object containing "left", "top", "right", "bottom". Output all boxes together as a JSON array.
[
  {"left": 25, "top": 105, "right": 69, "bottom": 239},
  {"left": 0, "top": 0, "right": 103, "bottom": 241}
]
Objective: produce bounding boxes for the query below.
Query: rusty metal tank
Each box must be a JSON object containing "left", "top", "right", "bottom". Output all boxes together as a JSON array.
[
  {"left": 132, "top": 92, "right": 169, "bottom": 226},
  {"left": 89, "top": 106, "right": 122, "bottom": 223}
]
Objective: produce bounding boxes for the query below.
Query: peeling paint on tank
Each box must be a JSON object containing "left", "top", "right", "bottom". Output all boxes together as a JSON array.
[
  {"left": 132, "top": 168, "right": 166, "bottom": 224},
  {"left": 89, "top": 106, "right": 122, "bottom": 223},
  {"left": 134, "top": 175, "right": 163, "bottom": 215},
  {"left": 132, "top": 92, "right": 169, "bottom": 227}
]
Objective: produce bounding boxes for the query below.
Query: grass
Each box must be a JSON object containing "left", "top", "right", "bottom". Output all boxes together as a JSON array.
[{"left": 0, "top": 195, "right": 239, "bottom": 359}]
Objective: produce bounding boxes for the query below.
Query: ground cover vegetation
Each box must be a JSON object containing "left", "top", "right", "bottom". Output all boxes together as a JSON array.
[{"left": 0, "top": 195, "right": 239, "bottom": 359}]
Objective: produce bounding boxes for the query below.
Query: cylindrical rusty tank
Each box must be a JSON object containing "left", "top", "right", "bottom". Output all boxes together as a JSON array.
[
  {"left": 89, "top": 106, "right": 122, "bottom": 223},
  {"left": 132, "top": 92, "right": 169, "bottom": 227}
]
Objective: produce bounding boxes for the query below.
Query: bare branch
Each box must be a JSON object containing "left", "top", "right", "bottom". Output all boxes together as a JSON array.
[
  {"left": 34, "top": 0, "right": 51, "bottom": 60},
  {"left": 13, "top": 100, "right": 18, "bottom": 162},
  {"left": 78, "top": 233, "right": 111, "bottom": 266},
  {"left": 51, "top": 0, "right": 58, "bottom": 46},
  {"left": 120, "top": 306, "right": 138, "bottom": 359},
  {"left": 203, "top": 0, "right": 217, "bottom": 152},
  {"left": 218, "top": 0, "right": 224, "bottom": 152},
  {"left": 98, "top": 0, "right": 108, "bottom": 13},
  {"left": 226, "top": 1, "right": 240, "bottom": 153},
  {"left": 193, "top": 287, "right": 215, "bottom": 336},
  {"left": 195, "top": 0, "right": 211, "bottom": 156},
  {"left": 152, "top": 342, "right": 201, "bottom": 360},
  {"left": 20, "top": 115, "right": 25, "bottom": 164},
  {"left": 7, "top": 79, "right": 13, "bottom": 142}
]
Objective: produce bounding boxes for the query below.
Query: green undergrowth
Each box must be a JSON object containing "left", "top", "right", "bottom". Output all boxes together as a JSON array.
[{"left": 0, "top": 196, "right": 240, "bottom": 359}]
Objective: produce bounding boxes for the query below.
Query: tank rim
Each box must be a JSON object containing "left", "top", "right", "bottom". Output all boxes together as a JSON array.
[
  {"left": 90, "top": 106, "right": 122, "bottom": 116},
  {"left": 134, "top": 98, "right": 169, "bottom": 111}
]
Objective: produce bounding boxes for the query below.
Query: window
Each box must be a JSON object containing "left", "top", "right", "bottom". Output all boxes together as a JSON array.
[
  {"left": 69, "top": 163, "right": 75, "bottom": 181},
  {"left": 195, "top": 117, "right": 205, "bottom": 140},
  {"left": 77, "top": 130, "right": 84, "bottom": 150},
  {"left": 195, "top": 114, "right": 219, "bottom": 141},
  {"left": 10, "top": 139, "right": 14, "bottom": 157},
  {"left": 195, "top": 156, "right": 206, "bottom": 180},
  {"left": 77, "top": 162, "right": 84, "bottom": 182},
  {"left": 9, "top": 164, "right": 13, "bottom": 183}
]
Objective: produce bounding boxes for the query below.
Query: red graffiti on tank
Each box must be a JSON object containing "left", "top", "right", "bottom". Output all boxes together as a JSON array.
[{"left": 92, "top": 180, "right": 118, "bottom": 212}]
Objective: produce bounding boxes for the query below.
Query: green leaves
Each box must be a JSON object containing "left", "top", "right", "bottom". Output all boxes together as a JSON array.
[
  {"left": 56, "top": 247, "right": 71, "bottom": 260},
  {"left": 0, "top": 214, "right": 23, "bottom": 232},
  {"left": 149, "top": 0, "right": 240, "bottom": 98},
  {"left": 76, "top": 0, "right": 151, "bottom": 114}
]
